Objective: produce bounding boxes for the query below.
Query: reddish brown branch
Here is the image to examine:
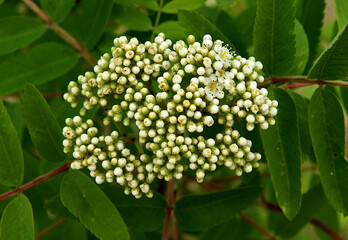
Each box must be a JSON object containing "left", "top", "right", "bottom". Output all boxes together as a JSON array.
[
  {"left": 35, "top": 218, "right": 67, "bottom": 239},
  {"left": 261, "top": 194, "right": 343, "bottom": 240},
  {"left": 1, "top": 92, "right": 63, "bottom": 100},
  {"left": 162, "top": 179, "right": 177, "bottom": 240},
  {"left": 261, "top": 76, "right": 348, "bottom": 89},
  {"left": 239, "top": 213, "right": 277, "bottom": 240},
  {"left": 0, "top": 162, "right": 70, "bottom": 200},
  {"left": 22, "top": 0, "right": 96, "bottom": 66}
]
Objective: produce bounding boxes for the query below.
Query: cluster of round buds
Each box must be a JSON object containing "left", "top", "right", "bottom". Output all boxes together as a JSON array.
[{"left": 63, "top": 33, "right": 278, "bottom": 198}]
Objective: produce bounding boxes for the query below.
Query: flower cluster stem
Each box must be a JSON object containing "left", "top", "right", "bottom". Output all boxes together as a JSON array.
[{"left": 162, "top": 179, "right": 177, "bottom": 240}]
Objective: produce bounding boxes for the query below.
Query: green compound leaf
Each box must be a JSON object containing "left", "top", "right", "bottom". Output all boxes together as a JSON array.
[
  {"left": 308, "top": 23, "right": 348, "bottom": 80},
  {"left": 61, "top": 171, "right": 130, "bottom": 240},
  {"left": 68, "top": 0, "right": 113, "bottom": 49},
  {"left": 0, "top": 195, "right": 34, "bottom": 240},
  {"left": 273, "top": 184, "right": 327, "bottom": 238},
  {"left": 308, "top": 88, "right": 348, "bottom": 214},
  {"left": 174, "top": 186, "right": 262, "bottom": 231},
  {"left": 260, "top": 87, "right": 302, "bottom": 220},
  {"left": 22, "top": 83, "right": 65, "bottom": 163},
  {"left": 157, "top": 21, "right": 187, "bottom": 42},
  {"left": 288, "top": 20, "right": 309, "bottom": 76},
  {"left": 0, "top": 16, "right": 47, "bottom": 56},
  {"left": 334, "top": 0, "right": 348, "bottom": 29},
  {"left": 162, "top": 0, "right": 205, "bottom": 14},
  {"left": 103, "top": 185, "right": 166, "bottom": 232},
  {"left": 296, "top": 0, "right": 325, "bottom": 72},
  {"left": 0, "top": 101, "right": 23, "bottom": 187},
  {"left": 287, "top": 91, "right": 315, "bottom": 161},
  {"left": 40, "top": 0, "right": 75, "bottom": 23},
  {"left": 113, "top": 6, "right": 153, "bottom": 32},
  {"left": 0, "top": 42, "right": 79, "bottom": 96},
  {"left": 253, "top": 0, "right": 296, "bottom": 77},
  {"left": 178, "top": 10, "right": 235, "bottom": 51}
]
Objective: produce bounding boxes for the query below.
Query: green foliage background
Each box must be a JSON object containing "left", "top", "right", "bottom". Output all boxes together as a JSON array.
[{"left": 0, "top": 0, "right": 348, "bottom": 239}]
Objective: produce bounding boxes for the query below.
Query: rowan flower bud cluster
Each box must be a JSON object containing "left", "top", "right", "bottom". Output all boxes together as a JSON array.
[{"left": 63, "top": 33, "right": 278, "bottom": 198}]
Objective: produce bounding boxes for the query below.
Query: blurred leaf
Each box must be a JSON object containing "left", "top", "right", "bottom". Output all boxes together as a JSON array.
[
  {"left": 308, "top": 88, "right": 348, "bottom": 214},
  {"left": 334, "top": 0, "right": 348, "bottom": 29},
  {"left": 60, "top": 171, "right": 130, "bottom": 240},
  {"left": 0, "top": 194, "right": 34, "bottom": 240},
  {"left": 66, "top": 0, "right": 113, "bottom": 49},
  {"left": 129, "top": 230, "right": 148, "bottom": 240},
  {"left": 216, "top": 8, "right": 256, "bottom": 56},
  {"left": 0, "top": 42, "right": 79, "bottom": 96},
  {"left": 102, "top": 185, "right": 166, "bottom": 232},
  {"left": 315, "top": 202, "right": 340, "bottom": 240},
  {"left": 273, "top": 184, "right": 326, "bottom": 238},
  {"left": 260, "top": 87, "right": 302, "bottom": 220},
  {"left": 0, "top": 101, "right": 23, "bottom": 187},
  {"left": 253, "top": 0, "right": 296, "bottom": 76},
  {"left": 287, "top": 91, "right": 315, "bottom": 161},
  {"left": 201, "top": 218, "right": 241, "bottom": 240},
  {"left": 288, "top": 20, "right": 309, "bottom": 75},
  {"left": 296, "top": 0, "right": 325, "bottom": 72},
  {"left": 113, "top": 6, "right": 153, "bottom": 32},
  {"left": 162, "top": 0, "right": 205, "bottom": 14},
  {"left": 0, "top": 16, "right": 47, "bottom": 55},
  {"left": 40, "top": 220, "right": 88, "bottom": 240},
  {"left": 308, "top": 23, "right": 348, "bottom": 80},
  {"left": 40, "top": 0, "right": 75, "bottom": 23},
  {"left": 156, "top": 21, "right": 187, "bottom": 41},
  {"left": 45, "top": 195, "right": 74, "bottom": 219},
  {"left": 133, "top": 0, "right": 158, "bottom": 10},
  {"left": 174, "top": 186, "right": 262, "bottom": 231},
  {"left": 22, "top": 83, "right": 65, "bottom": 162},
  {"left": 178, "top": 10, "right": 235, "bottom": 50}
]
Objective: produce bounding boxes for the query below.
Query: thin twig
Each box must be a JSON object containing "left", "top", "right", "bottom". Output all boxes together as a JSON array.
[
  {"left": 21, "top": 0, "right": 96, "bottom": 66},
  {"left": 261, "top": 76, "right": 348, "bottom": 88},
  {"left": 35, "top": 218, "right": 67, "bottom": 239},
  {"left": 0, "top": 162, "right": 70, "bottom": 200},
  {"left": 1, "top": 92, "right": 63, "bottom": 101},
  {"left": 239, "top": 213, "right": 277, "bottom": 240},
  {"left": 162, "top": 179, "right": 176, "bottom": 240},
  {"left": 151, "top": 0, "right": 164, "bottom": 41},
  {"left": 260, "top": 194, "right": 344, "bottom": 240}
]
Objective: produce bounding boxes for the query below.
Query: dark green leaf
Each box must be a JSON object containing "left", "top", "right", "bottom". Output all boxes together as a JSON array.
[
  {"left": 66, "top": 0, "right": 113, "bottom": 49},
  {"left": 287, "top": 91, "right": 315, "bottom": 161},
  {"left": 0, "top": 16, "right": 47, "bottom": 55},
  {"left": 201, "top": 218, "right": 241, "bottom": 240},
  {"left": 22, "top": 83, "right": 65, "bottom": 162},
  {"left": 156, "top": 21, "right": 187, "bottom": 41},
  {"left": 103, "top": 185, "right": 166, "bottom": 232},
  {"left": 113, "top": 6, "right": 153, "bottom": 32},
  {"left": 39, "top": 220, "right": 87, "bottom": 240},
  {"left": 308, "top": 23, "right": 348, "bottom": 80},
  {"left": 0, "top": 101, "right": 23, "bottom": 187},
  {"left": 133, "top": 0, "right": 158, "bottom": 10},
  {"left": 253, "top": 0, "right": 296, "bottom": 76},
  {"left": 273, "top": 184, "right": 327, "bottom": 238},
  {"left": 260, "top": 87, "right": 302, "bottom": 220},
  {"left": 296, "top": 0, "right": 325, "bottom": 72},
  {"left": 0, "top": 195, "right": 34, "bottom": 240},
  {"left": 40, "top": 0, "right": 75, "bottom": 23},
  {"left": 308, "top": 88, "right": 348, "bottom": 214},
  {"left": 339, "top": 87, "right": 348, "bottom": 113},
  {"left": 178, "top": 10, "right": 235, "bottom": 50},
  {"left": 288, "top": 20, "right": 309, "bottom": 75},
  {"left": 334, "top": 0, "right": 348, "bottom": 29},
  {"left": 162, "top": 0, "right": 205, "bottom": 14},
  {"left": 174, "top": 186, "right": 262, "bottom": 231},
  {"left": 5, "top": 102, "right": 23, "bottom": 142},
  {"left": 0, "top": 42, "right": 79, "bottom": 96},
  {"left": 60, "top": 171, "right": 129, "bottom": 240}
]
